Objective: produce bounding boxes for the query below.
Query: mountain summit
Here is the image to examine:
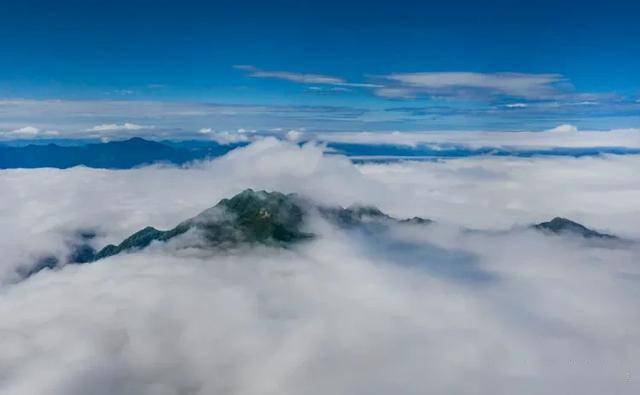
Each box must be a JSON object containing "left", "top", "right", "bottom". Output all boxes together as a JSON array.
[
  {"left": 533, "top": 217, "right": 616, "bottom": 239},
  {"left": 95, "top": 189, "right": 314, "bottom": 260}
]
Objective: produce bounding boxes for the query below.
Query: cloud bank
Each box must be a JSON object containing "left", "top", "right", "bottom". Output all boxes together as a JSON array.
[
  {"left": 0, "top": 140, "right": 639, "bottom": 394},
  {"left": 313, "top": 125, "right": 640, "bottom": 149}
]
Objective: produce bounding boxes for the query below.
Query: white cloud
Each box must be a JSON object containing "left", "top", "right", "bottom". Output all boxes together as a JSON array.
[
  {"left": 313, "top": 126, "right": 640, "bottom": 149},
  {"left": 214, "top": 132, "right": 250, "bottom": 144},
  {"left": 307, "top": 86, "right": 351, "bottom": 93},
  {"left": 235, "top": 65, "right": 380, "bottom": 88},
  {"left": 546, "top": 124, "right": 579, "bottom": 133},
  {"left": 198, "top": 128, "right": 254, "bottom": 144},
  {"left": 11, "top": 126, "right": 41, "bottom": 135},
  {"left": 376, "top": 72, "right": 564, "bottom": 99},
  {"left": 0, "top": 140, "right": 639, "bottom": 393},
  {"left": 0, "top": 126, "right": 61, "bottom": 138},
  {"left": 235, "top": 64, "right": 345, "bottom": 84},
  {"left": 505, "top": 103, "right": 528, "bottom": 108},
  {"left": 234, "top": 67, "right": 569, "bottom": 100},
  {"left": 285, "top": 129, "right": 303, "bottom": 142},
  {"left": 87, "top": 122, "right": 150, "bottom": 132},
  {"left": 369, "top": 87, "right": 418, "bottom": 99}
]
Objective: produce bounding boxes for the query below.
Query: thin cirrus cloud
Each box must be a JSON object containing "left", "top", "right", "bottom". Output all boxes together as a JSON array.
[
  {"left": 234, "top": 65, "right": 381, "bottom": 88},
  {"left": 375, "top": 72, "right": 566, "bottom": 99},
  {"left": 235, "top": 66, "right": 571, "bottom": 101}
]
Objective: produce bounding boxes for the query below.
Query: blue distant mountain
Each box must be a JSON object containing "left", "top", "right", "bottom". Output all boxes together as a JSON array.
[
  {"left": 329, "top": 143, "right": 640, "bottom": 161},
  {"left": 2, "top": 137, "right": 639, "bottom": 169},
  {"left": 0, "top": 137, "right": 246, "bottom": 169}
]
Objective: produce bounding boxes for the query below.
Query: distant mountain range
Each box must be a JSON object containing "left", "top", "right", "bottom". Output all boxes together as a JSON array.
[
  {"left": 0, "top": 137, "right": 246, "bottom": 169},
  {"left": 3, "top": 137, "right": 640, "bottom": 169},
  {"left": 18, "top": 189, "right": 622, "bottom": 280}
]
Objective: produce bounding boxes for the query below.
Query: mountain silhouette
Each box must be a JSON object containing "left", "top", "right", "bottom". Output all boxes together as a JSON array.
[{"left": 0, "top": 138, "right": 245, "bottom": 169}]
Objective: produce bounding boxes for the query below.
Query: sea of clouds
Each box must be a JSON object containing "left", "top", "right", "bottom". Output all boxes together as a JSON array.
[{"left": 1, "top": 138, "right": 639, "bottom": 394}]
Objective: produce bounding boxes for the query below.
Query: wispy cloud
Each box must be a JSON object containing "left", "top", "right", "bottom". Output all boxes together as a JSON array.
[
  {"left": 198, "top": 127, "right": 253, "bottom": 144},
  {"left": 308, "top": 86, "right": 352, "bottom": 93},
  {"left": 234, "top": 65, "right": 380, "bottom": 88},
  {"left": 0, "top": 126, "right": 60, "bottom": 138},
  {"left": 86, "top": 123, "right": 152, "bottom": 132},
  {"left": 375, "top": 72, "right": 565, "bottom": 99},
  {"left": 234, "top": 66, "right": 623, "bottom": 109},
  {"left": 234, "top": 65, "right": 345, "bottom": 84},
  {"left": 10, "top": 126, "right": 41, "bottom": 135}
]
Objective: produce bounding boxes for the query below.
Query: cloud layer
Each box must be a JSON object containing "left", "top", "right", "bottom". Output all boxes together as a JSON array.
[
  {"left": 0, "top": 97, "right": 638, "bottom": 140},
  {"left": 1, "top": 140, "right": 639, "bottom": 394},
  {"left": 313, "top": 125, "right": 640, "bottom": 149}
]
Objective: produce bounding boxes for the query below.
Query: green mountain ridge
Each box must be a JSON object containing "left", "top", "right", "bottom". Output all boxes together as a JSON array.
[
  {"left": 95, "top": 189, "right": 314, "bottom": 260},
  {"left": 93, "top": 191, "right": 619, "bottom": 262},
  {"left": 94, "top": 189, "right": 426, "bottom": 261},
  {"left": 18, "top": 189, "right": 623, "bottom": 280}
]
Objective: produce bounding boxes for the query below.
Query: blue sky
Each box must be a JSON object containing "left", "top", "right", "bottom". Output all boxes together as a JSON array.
[{"left": 0, "top": 0, "right": 639, "bottom": 138}]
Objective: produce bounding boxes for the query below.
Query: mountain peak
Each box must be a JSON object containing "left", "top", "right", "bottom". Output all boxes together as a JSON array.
[
  {"left": 93, "top": 189, "right": 313, "bottom": 261},
  {"left": 211, "top": 189, "right": 311, "bottom": 244},
  {"left": 124, "top": 137, "right": 148, "bottom": 143},
  {"left": 115, "top": 137, "right": 161, "bottom": 146},
  {"left": 533, "top": 217, "right": 615, "bottom": 239}
]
